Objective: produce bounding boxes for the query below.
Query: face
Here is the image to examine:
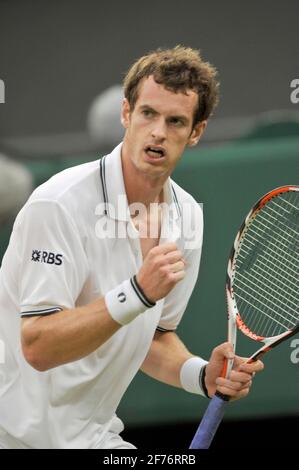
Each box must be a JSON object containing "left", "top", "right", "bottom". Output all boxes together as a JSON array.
[{"left": 121, "top": 75, "right": 207, "bottom": 179}]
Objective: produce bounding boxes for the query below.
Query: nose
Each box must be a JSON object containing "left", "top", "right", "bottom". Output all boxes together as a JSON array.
[{"left": 151, "top": 118, "right": 167, "bottom": 141}]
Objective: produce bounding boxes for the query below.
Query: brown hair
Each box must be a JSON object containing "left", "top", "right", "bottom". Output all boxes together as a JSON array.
[{"left": 123, "top": 45, "right": 219, "bottom": 126}]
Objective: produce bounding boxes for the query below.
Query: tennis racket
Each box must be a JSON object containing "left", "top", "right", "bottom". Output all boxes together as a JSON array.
[{"left": 189, "top": 185, "right": 299, "bottom": 449}]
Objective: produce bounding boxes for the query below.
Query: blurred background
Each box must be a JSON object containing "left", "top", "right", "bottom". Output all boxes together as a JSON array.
[{"left": 0, "top": 0, "right": 299, "bottom": 449}]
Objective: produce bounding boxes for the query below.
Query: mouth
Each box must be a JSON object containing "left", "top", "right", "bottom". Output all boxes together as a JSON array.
[{"left": 144, "top": 145, "right": 166, "bottom": 161}]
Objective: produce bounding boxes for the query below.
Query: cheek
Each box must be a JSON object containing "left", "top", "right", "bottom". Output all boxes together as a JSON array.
[
  {"left": 172, "top": 130, "right": 191, "bottom": 147},
  {"left": 128, "top": 117, "right": 148, "bottom": 136}
]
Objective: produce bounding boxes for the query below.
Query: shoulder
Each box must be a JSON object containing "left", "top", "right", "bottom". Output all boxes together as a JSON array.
[
  {"left": 13, "top": 159, "right": 102, "bottom": 234},
  {"left": 29, "top": 159, "right": 101, "bottom": 205},
  {"left": 170, "top": 178, "right": 203, "bottom": 254},
  {"left": 23, "top": 159, "right": 103, "bottom": 220}
]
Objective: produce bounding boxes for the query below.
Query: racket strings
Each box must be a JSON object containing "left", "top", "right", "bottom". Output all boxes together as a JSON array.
[
  {"left": 238, "top": 242, "right": 298, "bottom": 301},
  {"left": 238, "top": 242, "right": 298, "bottom": 334},
  {"left": 235, "top": 271, "right": 297, "bottom": 325},
  {"left": 232, "top": 191, "right": 299, "bottom": 338},
  {"left": 244, "top": 234, "right": 298, "bottom": 289},
  {"left": 256, "top": 214, "right": 298, "bottom": 266},
  {"left": 237, "top": 265, "right": 297, "bottom": 312}
]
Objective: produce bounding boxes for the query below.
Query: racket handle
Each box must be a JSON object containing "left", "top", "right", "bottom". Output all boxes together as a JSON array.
[{"left": 189, "top": 392, "right": 229, "bottom": 449}]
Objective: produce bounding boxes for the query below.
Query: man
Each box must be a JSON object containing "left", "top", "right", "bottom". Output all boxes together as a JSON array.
[{"left": 0, "top": 46, "right": 263, "bottom": 449}]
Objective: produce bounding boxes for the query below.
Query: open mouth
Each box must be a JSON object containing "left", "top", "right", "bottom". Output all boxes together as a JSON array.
[{"left": 145, "top": 146, "right": 166, "bottom": 159}]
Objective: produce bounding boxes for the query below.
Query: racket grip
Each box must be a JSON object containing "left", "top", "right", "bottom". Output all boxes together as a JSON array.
[{"left": 189, "top": 393, "right": 229, "bottom": 449}]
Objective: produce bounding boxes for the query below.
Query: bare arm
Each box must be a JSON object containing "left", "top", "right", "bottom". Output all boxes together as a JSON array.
[
  {"left": 141, "top": 332, "right": 264, "bottom": 399},
  {"left": 21, "top": 297, "right": 121, "bottom": 371},
  {"left": 21, "top": 243, "right": 186, "bottom": 372},
  {"left": 141, "top": 330, "right": 193, "bottom": 388}
]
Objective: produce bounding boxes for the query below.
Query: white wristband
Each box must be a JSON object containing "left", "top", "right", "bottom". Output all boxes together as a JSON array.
[
  {"left": 180, "top": 356, "right": 209, "bottom": 397},
  {"left": 104, "top": 276, "right": 156, "bottom": 326}
]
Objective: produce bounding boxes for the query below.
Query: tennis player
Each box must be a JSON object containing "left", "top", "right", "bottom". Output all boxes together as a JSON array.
[{"left": 0, "top": 46, "right": 263, "bottom": 449}]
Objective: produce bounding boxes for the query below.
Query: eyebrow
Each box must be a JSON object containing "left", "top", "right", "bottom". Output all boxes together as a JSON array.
[{"left": 139, "top": 104, "right": 190, "bottom": 125}]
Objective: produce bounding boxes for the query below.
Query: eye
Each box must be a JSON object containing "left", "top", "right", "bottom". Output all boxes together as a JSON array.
[
  {"left": 169, "top": 117, "right": 184, "bottom": 126},
  {"left": 142, "top": 109, "right": 154, "bottom": 117}
]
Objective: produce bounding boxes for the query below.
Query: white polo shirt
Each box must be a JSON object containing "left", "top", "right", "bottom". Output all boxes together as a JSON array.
[{"left": 0, "top": 143, "right": 203, "bottom": 448}]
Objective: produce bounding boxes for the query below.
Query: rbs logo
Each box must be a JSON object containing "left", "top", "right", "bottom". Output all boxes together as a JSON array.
[{"left": 31, "top": 249, "right": 63, "bottom": 266}]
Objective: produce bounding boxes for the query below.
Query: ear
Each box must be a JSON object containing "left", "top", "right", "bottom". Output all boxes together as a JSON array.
[
  {"left": 188, "top": 120, "right": 208, "bottom": 147},
  {"left": 121, "top": 98, "right": 131, "bottom": 129}
]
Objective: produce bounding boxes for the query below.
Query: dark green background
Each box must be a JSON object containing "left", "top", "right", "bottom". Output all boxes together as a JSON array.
[{"left": 1, "top": 135, "right": 298, "bottom": 424}]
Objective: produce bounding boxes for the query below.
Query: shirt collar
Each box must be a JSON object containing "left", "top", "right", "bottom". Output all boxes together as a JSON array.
[{"left": 99, "top": 142, "right": 181, "bottom": 222}]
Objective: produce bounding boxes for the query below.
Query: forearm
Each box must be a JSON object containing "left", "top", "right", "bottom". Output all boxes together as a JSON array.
[
  {"left": 22, "top": 274, "right": 156, "bottom": 371},
  {"left": 21, "top": 297, "right": 121, "bottom": 371},
  {"left": 141, "top": 333, "right": 264, "bottom": 401},
  {"left": 141, "top": 330, "right": 195, "bottom": 388}
]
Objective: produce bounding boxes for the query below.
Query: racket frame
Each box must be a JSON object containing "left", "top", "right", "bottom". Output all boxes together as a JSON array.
[{"left": 226, "top": 184, "right": 299, "bottom": 367}]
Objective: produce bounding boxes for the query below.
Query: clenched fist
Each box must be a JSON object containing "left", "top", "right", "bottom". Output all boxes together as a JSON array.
[{"left": 136, "top": 243, "right": 186, "bottom": 302}]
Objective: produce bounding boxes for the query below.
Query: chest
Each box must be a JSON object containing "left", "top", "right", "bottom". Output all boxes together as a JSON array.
[
  {"left": 80, "top": 209, "right": 166, "bottom": 305},
  {"left": 131, "top": 207, "right": 162, "bottom": 260},
  {"left": 138, "top": 234, "right": 159, "bottom": 260}
]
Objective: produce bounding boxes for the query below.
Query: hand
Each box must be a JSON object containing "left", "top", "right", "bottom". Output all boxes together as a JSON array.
[
  {"left": 136, "top": 243, "right": 186, "bottom": 302},
  {"left": 205, "top": 342, "right": 264, "bottom": 400}
]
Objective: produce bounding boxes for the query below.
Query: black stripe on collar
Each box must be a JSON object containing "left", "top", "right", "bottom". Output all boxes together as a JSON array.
[
  {"left": 99, "top": 156, "right": 109, "bottom": 216},
  {"left": 171, "top": 184, "right": 181, "bottom": 218},
  {"left": 99, "top": 157, "right": 181, "bottom": 220}
]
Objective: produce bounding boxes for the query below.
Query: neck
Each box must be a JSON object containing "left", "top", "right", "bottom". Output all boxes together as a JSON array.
[{"left": 121, "top": 144, "right": 167, "bottom": 209}]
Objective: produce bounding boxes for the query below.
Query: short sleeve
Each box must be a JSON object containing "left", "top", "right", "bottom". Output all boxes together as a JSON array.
[
  {"left": 157, "top": 202, "right": 203, "bottom": 331},
  {"left": 15, "top": 201, "right": 89, "bottom": 317}
]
